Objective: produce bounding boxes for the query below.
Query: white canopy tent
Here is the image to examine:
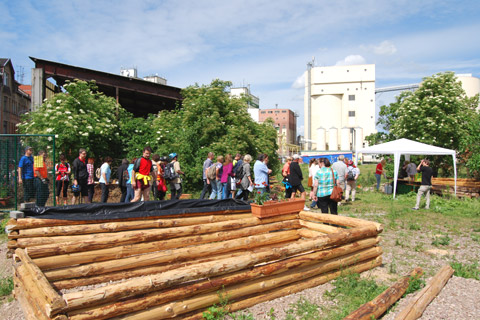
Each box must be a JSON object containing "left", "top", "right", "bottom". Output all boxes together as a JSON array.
[{"left": 355, "top": 138, "right": 457, "bottom": 198}]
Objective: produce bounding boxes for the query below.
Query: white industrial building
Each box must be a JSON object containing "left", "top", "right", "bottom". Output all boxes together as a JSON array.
[{"left": 304, "top": 64, "right": 376, "bottom": 152}]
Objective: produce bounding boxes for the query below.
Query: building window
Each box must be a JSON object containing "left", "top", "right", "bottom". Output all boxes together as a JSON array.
[
  {"left": 348, "top": 95, "right": 355, "bottom": 101},
  {"left": 275, "top": 110, "right": 280, "bottom": 113},
  {"left": 3, "top": 97, "right": 7, "bottom": 112},
  {"left": 261, "top": 111, "right": 266, "bottom": 114},
  {"left": 268, "top": 111, "right": 273, "bottom": 113},
  {"left": 349, "top": 111, "right": 355, "bottom": 117},
  {"left": 3, "top": 72, "right": 9, "bottom": 87},
  {"left": 282, "top": 110, "right": 286, "bottom": 113}
]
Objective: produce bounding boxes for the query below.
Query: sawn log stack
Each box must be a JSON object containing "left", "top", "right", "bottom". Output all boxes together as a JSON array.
[{"left": 6, "top": 202, "right": 383, "bottom": 320}]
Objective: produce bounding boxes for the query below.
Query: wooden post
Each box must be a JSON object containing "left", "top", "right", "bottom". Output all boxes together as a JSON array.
[
  {"left": 299, "top": 211, "right": 383, "bottom": 232},
  {"left": 394, "top": 265, "right": 454, "bottom": 320},
  {"left": 344, "top": 267, "right": 424, "bottom": 320}
]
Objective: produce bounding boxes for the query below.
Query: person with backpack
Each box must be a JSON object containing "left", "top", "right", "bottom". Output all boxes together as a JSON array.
[
  {"left": 166, "top": 153, "right": 184, "bottom": 200},
  {"left": 208, "top": 155, "right": 223, "bottom": 199},
  {"left": 131, "top": 147, "right": 157, "bottom": 202},
  {"left": 117, "top": 159, "right": 130, "bottom": 202},
  {"left": 55, "top": 154, "right": 71, "bottom": 206},
  {"left": 200, "top": 152, "right": 215, "bottom": 199},
  {"left": 344, "top": 160, "right": 360, "bottom": 202},
  {"left": 231, "top": 153, "right": 243, "bottom": 198},
  {"left": 235, "top": 154, "right": 253, "bottom": 201}
]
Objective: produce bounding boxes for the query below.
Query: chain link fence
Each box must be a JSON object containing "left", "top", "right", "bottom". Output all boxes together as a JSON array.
[{"left": 0, "top": 134, "right": 56, "bottom": 211}]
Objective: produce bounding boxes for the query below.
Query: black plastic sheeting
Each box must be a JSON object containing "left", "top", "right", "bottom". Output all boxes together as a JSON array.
[{"left": 21, "top": 199, "right": 252, "bottom": 221}]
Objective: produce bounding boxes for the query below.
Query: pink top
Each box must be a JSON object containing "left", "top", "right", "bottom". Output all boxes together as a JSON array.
[
  {"left": 87, "top": 163, "right": 94, "bottom": 185},
  {"left": 220, "top": 162, "right": 233, "bottom": 183}
]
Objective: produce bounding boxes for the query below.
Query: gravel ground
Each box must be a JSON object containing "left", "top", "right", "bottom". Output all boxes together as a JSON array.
[{"left": 1, "top": 209, "right": 479, "bottom": 320}]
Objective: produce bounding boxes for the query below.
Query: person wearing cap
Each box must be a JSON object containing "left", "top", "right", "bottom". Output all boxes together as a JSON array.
[
  {"left": 18, "top": 146, "right": 35, "bottom": 203},
  {"left": 345, "top": 160, "right": 360, "bottom": 202},
  {"left": 289, "top": 154, "right": 310, "bottom": 211},
  {"left": 169, "top": 152, "right": 184, "bottom": 200}
]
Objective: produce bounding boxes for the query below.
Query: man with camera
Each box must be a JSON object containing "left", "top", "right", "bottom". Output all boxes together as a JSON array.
[{"left": 412, "top": 159, "right": 433, "bottom": 210}]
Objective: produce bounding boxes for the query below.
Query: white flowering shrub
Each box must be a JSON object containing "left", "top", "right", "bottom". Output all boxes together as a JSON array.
[
  {"left": 369, "top": 72, "right": 479, "bottom": 176},
  {"left": 18, "top": 80, "right": 132, "bottom": 161}
]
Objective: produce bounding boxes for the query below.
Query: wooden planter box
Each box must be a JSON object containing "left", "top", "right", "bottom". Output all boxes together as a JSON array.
[
  {"left": 251, "top": 199, "right": 305, "bottom": 218},
  {"left": 7, "top": 204, "right": 383, "bottom": 320}
]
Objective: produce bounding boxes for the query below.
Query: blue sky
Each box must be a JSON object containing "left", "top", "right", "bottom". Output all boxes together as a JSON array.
[{"left": 2, "top": 0, "right": 480, "bottom": 134}]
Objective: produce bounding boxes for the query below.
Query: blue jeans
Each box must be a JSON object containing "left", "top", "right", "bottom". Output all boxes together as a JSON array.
[
  {"left": 209, "top": 180, "right": 217, "bottom": 199},
  {"left": 222, "top": 182, "right": 229, "bottom": 199},
  {"left": 125, "top": 183, "right": 134, "bottom": 202},
  {"left": 375, "top": 174, "right": 381, "bottom": 190}
]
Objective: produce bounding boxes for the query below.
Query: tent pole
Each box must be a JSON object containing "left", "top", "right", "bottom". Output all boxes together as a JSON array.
[
  {"left": 453, "top": 154, "right": 457, "bottom": 196},
  {"left": 393, "top": 152, "right": 400, "bottom": 199}
]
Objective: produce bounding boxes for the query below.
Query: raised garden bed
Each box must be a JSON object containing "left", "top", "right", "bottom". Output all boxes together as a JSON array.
[{"left": 6, "top": 199, "right": 383, "bottom": 320}]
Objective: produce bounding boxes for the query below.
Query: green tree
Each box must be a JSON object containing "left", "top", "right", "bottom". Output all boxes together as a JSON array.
[
  {"left": 18, "top": 80, "right": 133, "bottom": 162},
  {"left": 459, "top": 110, "right": 480, "bottom": 179},
  {"left": 368, "top": 72, "right": 479, "bottom": 176},
  {"left": 143, "top": 79, "right": 279, "bottom": 191}
]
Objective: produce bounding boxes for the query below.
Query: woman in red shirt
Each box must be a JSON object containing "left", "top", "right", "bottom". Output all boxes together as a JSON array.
[
  {"left": 55, "top": 154, "right": 71, "bottom": 205},
  {"left": 375, "top": 159, "right": 386, "bottom": 191}
]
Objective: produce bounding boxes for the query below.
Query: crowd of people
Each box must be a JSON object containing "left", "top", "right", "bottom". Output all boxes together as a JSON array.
[{"left": 19, "top": 146, "right": 436, "bottom": 213}]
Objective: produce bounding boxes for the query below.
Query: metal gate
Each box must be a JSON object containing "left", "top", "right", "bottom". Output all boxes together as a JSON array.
[{"left": 0, "top": 134, "right": 56, "bottom": 210}]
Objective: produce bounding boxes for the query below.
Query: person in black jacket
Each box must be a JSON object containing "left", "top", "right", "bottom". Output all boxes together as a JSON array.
[
  {"left": 117, "top": 159, "right": 130, "bottom": 203},
  {"left": 72, "top": 148, "right": 89, "bottom": 204},
  {"left": 289, "top": 154, "right": 310, "bottom": 210}
]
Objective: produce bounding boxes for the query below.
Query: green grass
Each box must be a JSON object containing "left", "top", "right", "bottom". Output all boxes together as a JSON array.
[
  {"left": 450, "top": 261, "right": 480, "bottom": 280},
  {"left": 285, "top": 297, "right": 320, "bottom": 320},
  {"left": 321, "top": 272, "right": 389, "bottom": 320},
  {"left": 0, "top": 277, "right": 13, "bottom": 297}
]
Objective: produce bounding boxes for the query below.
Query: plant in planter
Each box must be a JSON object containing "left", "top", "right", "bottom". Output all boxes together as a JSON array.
[{"left": 250, "top": 184, "right": 305, "bottom": 218}]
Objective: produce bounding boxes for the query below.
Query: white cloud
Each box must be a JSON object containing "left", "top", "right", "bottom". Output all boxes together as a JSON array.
[
  {"left": 373, "top": 40, "right": 397, "bottom": 55},
  {"left": 291, "top": 72, "right": 305, "bottom": 89},
  {"left": 335, "top": 55, "right": 366, "bottom": 66}
]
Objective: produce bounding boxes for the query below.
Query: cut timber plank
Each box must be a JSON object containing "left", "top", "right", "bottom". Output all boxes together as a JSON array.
[{"left": 394, "top": 265, "right": 454, "bottom": 320}]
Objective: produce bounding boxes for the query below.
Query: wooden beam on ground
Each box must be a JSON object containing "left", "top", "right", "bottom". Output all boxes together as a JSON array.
[
  {"left": 344, "top": 267, "right": 424, "bottom": 320},
  {"left": 394, "top": 265, "right": 454, "bottom": 320}
]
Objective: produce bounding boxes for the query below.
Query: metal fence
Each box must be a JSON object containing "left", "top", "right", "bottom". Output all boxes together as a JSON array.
[{"left": 0, "top": 134, "right": 56, "bottom": 211}]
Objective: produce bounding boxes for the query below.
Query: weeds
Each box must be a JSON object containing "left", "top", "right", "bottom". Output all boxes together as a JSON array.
[
  {"left": 431, "top": 235, "right": 451, "bottom": 246},
  {"left": 202, "top": 288, "right": 255, "bottom": 320},
  {"left": 285, "top": 297, "right": 320, "bottom": 320},
  {"left": 0, "top": 277, "right": 13, "bottom": 297},
  {"left": 404, "top": 275, "right": 425, "bottom": 296},
  {"left": 321, "top": 272, "right": 388, "bottom": 320},
  {"left": 450, "top": 261, "right": 480, "bottom": 280}
]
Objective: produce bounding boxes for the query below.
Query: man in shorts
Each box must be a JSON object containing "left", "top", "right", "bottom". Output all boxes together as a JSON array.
[
  {"left": 72, "top": 148, "right": 90, "bottom": 204},
  {"left": 131, "top": 147, "right": 157, "bottom": 202}
]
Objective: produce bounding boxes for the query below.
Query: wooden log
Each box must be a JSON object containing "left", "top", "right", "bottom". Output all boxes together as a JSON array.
[
  {"left": 53, "top": 239, "right": 299, "bottom": 290},
  {"left": 30, "top": 219, "right": 299, "bottom": 264},
  {"left": 394, "top": 265, "right": 454, "bottom": 320},
  {"left": 16, "top": 214, "right": 298, "bottom": 249},
  {"left": 300, "top": 211, "right": 383, "bottom": 232},
  {"left": 12, "top": 214, "right": 254, "bottom": 238},
  {"left": 25, "top": 220, "right": 299, "bottom": 269},
  {"left": 68, "top": 242, "right": 381, "bottom": 320},
  {"left": 119, "top": 256, "right": 384, "bottom": 320},
  {"left": 299, "top": 220, "right": 340, "bottom": 233},
  {"left": 44, "top": 230, "right": 300, "bottom": 281},
  {"left": 14, "top": 264, "right": 52, "bottom": 319},
  {"left": 60, "top": 225, "right": 379, "bottom": 312},
  {"left": 9, "top": 209, "right": 252, "bottom": 230},
  {"left": 14, "top": 248, "right": 66, "bottom": 316},
  {"left": 298, "top": 228, "right": 327, "bottom": 238},
  {"left": 344, "top": 267, "right": 424, "bottom": 320},
  {"left": 14, "top": 277, "right": 51, "bottom": 320}
]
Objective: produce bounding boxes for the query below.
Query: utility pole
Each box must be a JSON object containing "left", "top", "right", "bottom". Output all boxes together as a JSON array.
[{"left": 306, "top": 57, "right": 315, "bottom": 150}]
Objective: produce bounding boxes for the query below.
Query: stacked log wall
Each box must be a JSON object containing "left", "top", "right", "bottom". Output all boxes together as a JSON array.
[{"left": 7, "top": 207, "right": 383, "bottom": 319}]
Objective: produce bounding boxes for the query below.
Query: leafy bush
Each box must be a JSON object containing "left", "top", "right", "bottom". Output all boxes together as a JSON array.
[
  {"left": 0, "top": 277, "right": 13, "bottom": 296},
  {"left": 451, "top": 261, "right": 480, "bottom": 280}
]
